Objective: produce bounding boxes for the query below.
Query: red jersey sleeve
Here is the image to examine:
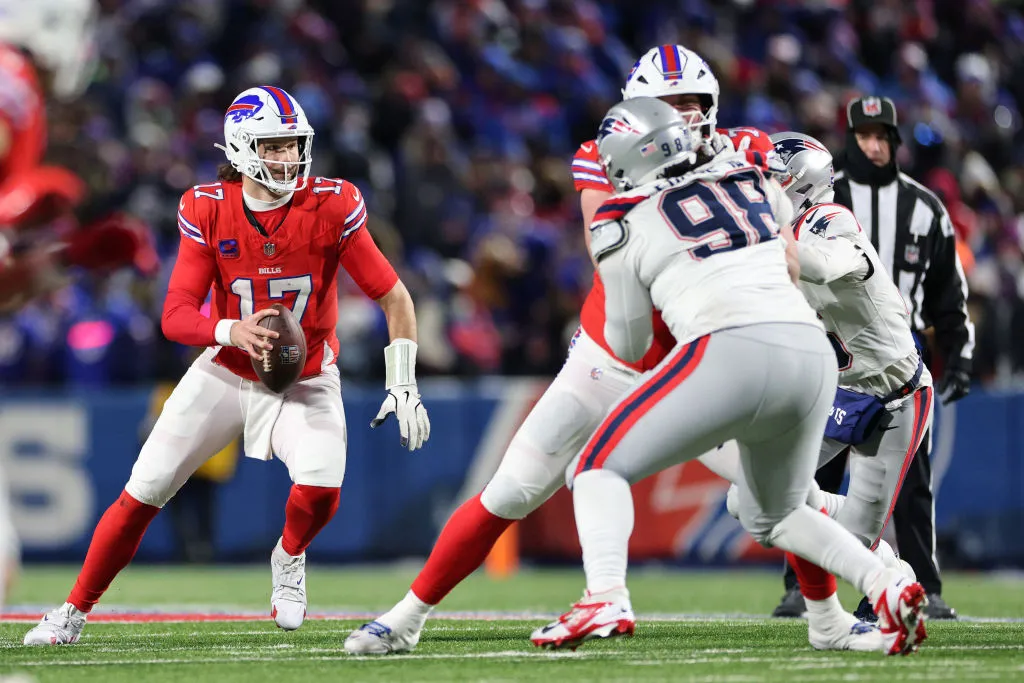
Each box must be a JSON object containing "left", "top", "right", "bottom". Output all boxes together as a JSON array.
[
  {"left": 161, "top": 191, "right": 218, "bottom": 346},
  {"left": 571, "top": 140, "right": 613, "bottom": 193},
  {"left": 327, "top": 180, "right": 399, "bottom": 300}
]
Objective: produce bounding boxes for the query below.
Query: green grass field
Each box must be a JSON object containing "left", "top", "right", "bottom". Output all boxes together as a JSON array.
[{"left": 2, "top": 565, "right": 1023, "bottom": 682}]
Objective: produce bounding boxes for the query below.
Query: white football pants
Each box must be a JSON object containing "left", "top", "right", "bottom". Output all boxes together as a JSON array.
[{"left": 126, "top": 348, "right": 347, "bottom": 508}]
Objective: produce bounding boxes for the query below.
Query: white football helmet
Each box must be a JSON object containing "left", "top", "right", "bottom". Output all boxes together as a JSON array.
[
  {"left": 597, "top": 97, "right": 703, "bottom": 192},
  {"left": 622, "top": 44, "right": 719, "bottom": 134},
  {"left": 0, "top": 0, "right": 98, "bottom": 99},
  {"left": 768, "top": 132, "right": 835, "bottom": 212},
  {"left": 216, "top": 86, "right": 314, "bottom": 194}
]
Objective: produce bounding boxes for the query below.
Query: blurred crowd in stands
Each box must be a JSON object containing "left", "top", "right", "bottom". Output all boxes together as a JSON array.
[{"left": 4, "top": 0, "right": 1024, "bottom": 386}]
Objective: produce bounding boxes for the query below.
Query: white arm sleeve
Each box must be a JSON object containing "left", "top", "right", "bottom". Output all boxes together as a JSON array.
[
  {"left": 797, "top": 235, "right": 870, "bottom": 285},
  {"left": 764, "top": 177, "right": 794, "bottom": 233},
  {"left": 599, "top": 244, "right": 653, "bottom": 364}
]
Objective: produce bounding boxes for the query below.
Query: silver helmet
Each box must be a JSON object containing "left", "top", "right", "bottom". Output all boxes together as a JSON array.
[
  {"left": 768, "top": 131, "right": 835, "bottom": 212},
  {"left": 597, "top": 97, "right": 703, "bottom": 192}
]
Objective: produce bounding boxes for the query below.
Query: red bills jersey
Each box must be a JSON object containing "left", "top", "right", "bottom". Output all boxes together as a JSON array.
[
  {"left": 0, "top": 45, "right": 45, "bottom": 189},
  {"left": 162, "top": 177, "right": 399, "bottom": 381},
  {"left": 572, "top": 126, "right": 776, "bottom": 372}
]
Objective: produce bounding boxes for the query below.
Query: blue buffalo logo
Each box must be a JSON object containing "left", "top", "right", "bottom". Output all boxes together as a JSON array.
[{"left": 225, "top": 95, "right": 264, "bottom": 123}]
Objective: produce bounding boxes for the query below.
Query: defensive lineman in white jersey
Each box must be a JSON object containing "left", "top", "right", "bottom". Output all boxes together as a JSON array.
[{"left": 531, "top": 98, "right": 927, "bottom": 656}]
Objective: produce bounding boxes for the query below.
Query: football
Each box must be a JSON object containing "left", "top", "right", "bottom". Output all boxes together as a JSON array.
[{"left": 251, "top": 303, "right": 307, "bottom": 393}]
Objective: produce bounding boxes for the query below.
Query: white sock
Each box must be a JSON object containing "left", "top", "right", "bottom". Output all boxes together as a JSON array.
[
  {"left": 573, "top": 469, "right": 634, "bottom": 595},
  {"left": 767, "top": 505, "right": 884, "bottom": 596},
  {"left": 805, "top": 592, "right": 845, "bottom": 621},
  {"left": 380, "top": 590, "right": 433, "bottom": 631}
]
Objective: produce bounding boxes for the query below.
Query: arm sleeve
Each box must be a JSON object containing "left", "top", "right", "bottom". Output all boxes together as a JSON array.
[
  {"left": 923, "top": 204, "right": 975, "bottom": 364},
  {"left": 161, "top": 233, "right": 219, "bottom": 347},
  {"left": 599, "top": 242, "right": 653, "bottom": 363},
  {"left": 796, "top": 235, "right": 869, "bottom": 285},
  {"left": 340, "top": 226, "right": 400, "bottom": 300}
]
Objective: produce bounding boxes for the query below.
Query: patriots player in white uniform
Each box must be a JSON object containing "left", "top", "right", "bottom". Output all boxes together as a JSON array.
[
  {"left": 724, "top": 132, "right": 932, "bottom": 633},
  {"left": 531, "top": 99, "right": 928, "bottom": 657}
]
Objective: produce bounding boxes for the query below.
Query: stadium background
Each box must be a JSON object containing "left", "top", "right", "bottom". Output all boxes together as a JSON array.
[{"left": 4, "top": 0, "right": 1024, "bottom": 570}]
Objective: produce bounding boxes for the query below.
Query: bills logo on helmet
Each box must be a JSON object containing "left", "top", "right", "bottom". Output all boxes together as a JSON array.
[
  {"left": 598, "top": 115, "right": 642, "bottom": 142},
  {"left": 773, "top": 136, "right": 829, "bottom": 165},
  {"left": 225, "top": 95, "right": 264, "bottom": 123},
  {"left": 861, "top": 97, "right": 883, "bottom": 116}
]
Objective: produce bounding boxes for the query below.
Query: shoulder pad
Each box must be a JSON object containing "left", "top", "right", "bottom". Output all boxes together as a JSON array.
[
  {"left": 176, "top": 187, "right": 214, "bottom": 246},
  {"left": 794, "top": 203, "right": 860, "bottom": 240},
  {"left": 309, "top": 177, "right": 367, "bottom": 242},
  {"left": 572, "top": 139, "right": 612, "bottom": 192},
  {"left": 589, "top": 219, "right": 628, "bottom": 262}
]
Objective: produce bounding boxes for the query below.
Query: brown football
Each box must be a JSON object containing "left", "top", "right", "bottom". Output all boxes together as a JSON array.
[{"left": 251, "top": 303, "right": 307, "bottom": 393}]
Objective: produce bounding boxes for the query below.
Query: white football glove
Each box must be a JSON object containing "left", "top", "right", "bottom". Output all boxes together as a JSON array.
[{"left": 370, "top": 384, "right": 430, "bottom": 451}]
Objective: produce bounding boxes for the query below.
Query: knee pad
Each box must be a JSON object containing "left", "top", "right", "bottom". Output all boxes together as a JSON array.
[
  {"left": 480, "top": 438, "right": 567, "bottom": 520},
  {"left": 289, "top": 456, "right": 346, "bottom": 488},
  {"left": 125, "top": 448, "right": 183, "bottom": 508}
]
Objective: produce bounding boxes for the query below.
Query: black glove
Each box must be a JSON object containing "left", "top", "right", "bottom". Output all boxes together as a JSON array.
[{"left": 937, "top": 357, "right": 971, "bottom": 404}]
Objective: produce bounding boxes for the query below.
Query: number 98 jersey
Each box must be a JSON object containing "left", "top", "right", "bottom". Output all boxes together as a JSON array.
[
  {"left": 170, "top": 177, "right": 398, "bottom": 381},
  {"left": 591, "top": 155, "right": 819, "bottom": 346}
]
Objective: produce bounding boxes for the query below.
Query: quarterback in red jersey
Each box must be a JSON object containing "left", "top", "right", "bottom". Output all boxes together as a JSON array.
[
  {"left": 24, "top": 85, "right": 431, "bottom": 646},
  {"left": 344, "top": 43, "right": 765, "bottom": 656}
]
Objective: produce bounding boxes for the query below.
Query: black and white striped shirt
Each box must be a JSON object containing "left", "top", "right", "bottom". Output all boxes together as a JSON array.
[{"left": 834, "top": 170, "right": 975, "bottom": 366}]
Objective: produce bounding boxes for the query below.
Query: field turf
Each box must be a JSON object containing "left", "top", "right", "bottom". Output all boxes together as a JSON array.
[{"left": 2, "top": 565, "right": 1023, "bottom": 682}]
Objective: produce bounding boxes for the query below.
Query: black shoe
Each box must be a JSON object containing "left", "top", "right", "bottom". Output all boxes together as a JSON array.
[
  {"left": 853, "top": 595, "right": 878, "bottom": 623},
  {"left": 771, "top": 587, "right": 806, "bottom": 618},
  {"left": 925, "top": 593, "right": 957, "bottom": 620}
]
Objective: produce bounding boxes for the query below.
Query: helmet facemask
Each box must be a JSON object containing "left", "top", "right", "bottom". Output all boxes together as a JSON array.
[{"left": 232, "top": 133, "right": 314, "bottom": 195}]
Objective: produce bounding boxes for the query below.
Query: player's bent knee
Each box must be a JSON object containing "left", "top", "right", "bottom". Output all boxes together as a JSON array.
[
  {"left": 289, "top": 460, "right": 346, "bottom": 488},
  {"left": 124, "top": 475, "right": 174, "bottom": 508},
  {"left": 480, "top": 470, "right": 548, "bottom": 520}
]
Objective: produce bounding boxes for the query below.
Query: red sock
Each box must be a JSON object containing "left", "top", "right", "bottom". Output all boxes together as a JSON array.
[
  {"left": 67, "top": 490, "right": 160, "bottom": 612},
  {"left": 786, "top": 507, "right": 837, "bottom": 601},
  {"left": 281, "top": 484, "right": 340, "bottom": 556},
  {"left": 410, "top": 493, "right": 514, "bottom": 605}
]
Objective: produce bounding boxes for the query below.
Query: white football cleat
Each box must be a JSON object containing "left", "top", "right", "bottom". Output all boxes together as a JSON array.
[
  {"left": 808, "top": 612, "right": 883, "bottom": 652},
  {"left": 530, "top": 589, "right": 635, "bottom": 650},
  {"left": 870, "top": 568, "right": 928, "bottom": 655},
  {"left": 270, "top": 538, "right": 307, "bottom": 631},
  {"left": 23, "top": 602, "right": 87, "bottom": 646},
  {"left": 344, "top": 619, "right": 421, "bottom": 655}
]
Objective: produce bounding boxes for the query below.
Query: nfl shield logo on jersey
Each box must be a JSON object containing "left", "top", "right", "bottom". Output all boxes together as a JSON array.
[
  {"left": 280, "top": 345, "right": 301, "bottom": 365},
  {"left": 904, "top": 244, "right": 921, "bottom": 264},
  {"left": 862, "top": 97, "right": 883, "bottom": 116},
  {"left": 264, "top": 242, "right": 276, "bottom": 257}
]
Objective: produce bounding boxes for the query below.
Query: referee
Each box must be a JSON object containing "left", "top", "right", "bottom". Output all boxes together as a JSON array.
[{"left": 773, "top": 96, "right": 974, "bottom": 621}]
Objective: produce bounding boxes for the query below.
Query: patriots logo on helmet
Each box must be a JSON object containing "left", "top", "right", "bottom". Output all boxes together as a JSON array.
[
  {"left": 598, "top": 115, "right": 642, "bottom": 142},
  {"left": 773, "top": 136, "right": 829, "bottom": 165},
  {"left": 225, "top": 95, "right": 264, "bottom": 123}
]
